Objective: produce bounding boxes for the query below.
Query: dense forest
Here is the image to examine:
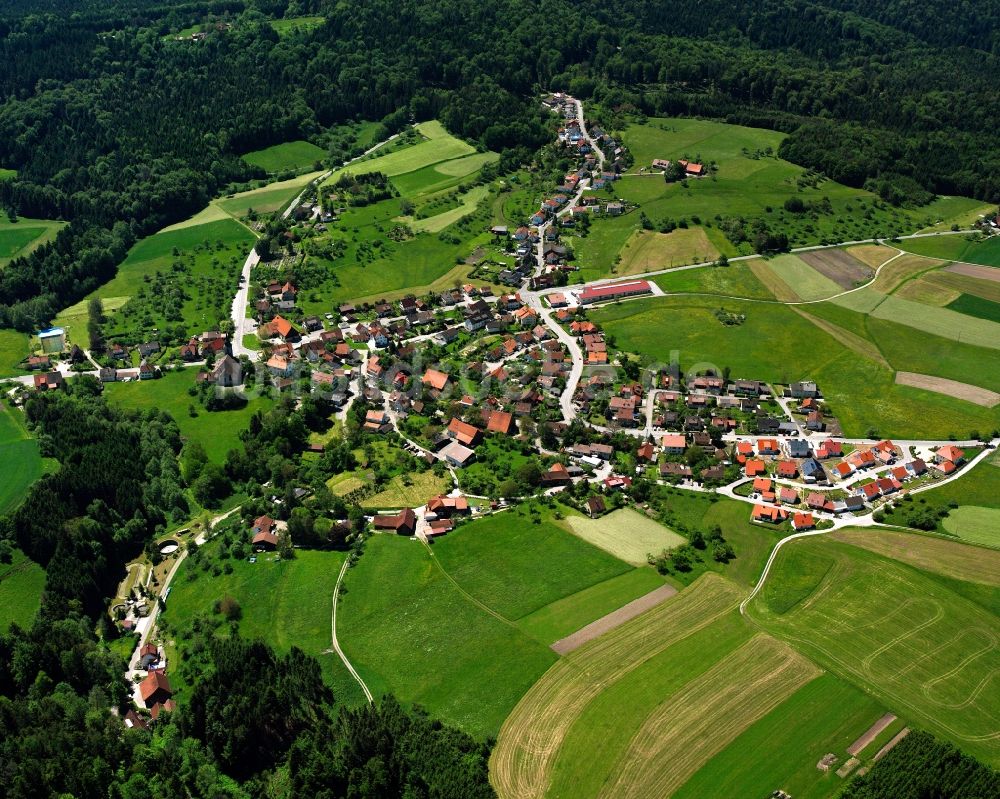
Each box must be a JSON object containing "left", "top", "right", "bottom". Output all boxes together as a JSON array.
[
  {"left": 840, "top": 731, "right": 1000, "bottom": 799},
  {"left": 0, "top": 0, "right": 997, "bottom": 328}
]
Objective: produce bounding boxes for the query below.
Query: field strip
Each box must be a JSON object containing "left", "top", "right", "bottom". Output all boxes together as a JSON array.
[
  {"left": 873, "top": 728, "right": 910, "bottom": 761},
  {"left": 549, "top": 584, "right": 678, "bottom": 655},
  {"left": 895, "top": 372, "right": 1000, "bottom": 407},
  {"left": 749, "top": 260, "right": 800, "bottom": 301},
  {"left": 603, "top": 635, "right": 821, "bottom": 798},
  {"left": 947, "top": 262, "right": 1000, "bottom": 283},
  {"left": 847, "top": 713, "right": 897, "bottom": 755},
  {"left": 793, "top": 308, "right": 889, "bottom": 367},
  {"left": 490, "top": 574, "right": 741, "bottom": 799}
]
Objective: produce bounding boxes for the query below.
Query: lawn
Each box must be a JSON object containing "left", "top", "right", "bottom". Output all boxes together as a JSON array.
[
  {"left": 430, "top": 505, "right": 634, "bottom": 620},
  {"left": 748, "top": 536, "right": 1000, "bottom": 765},
  {"left": 514, "top": 567, "right": 667, "bottom": 645},
  {"left": 766, "top": 253, "right": 844, "bottom": 301},
  {"left": 242, "top": 140, "right": 325, "bottom": 173},
  {"left": 0, "top": 217, "right": 66, "bottom": 269},
  {"left": 104, "top": 368, "right": 273, "bottom": 463},
  {"left": 0, "top": 403, "right": 56, "bottom": 515},
  {"left": 562, "top": 507, "right": 685, "bottom": 565},
  {"left": 338, "top": 534, "right": 557, "bottom": 739},
  {"left": 163, "top": 544, "right": 365, "bottom": 706},
  {"left": 653, "top": 260, "right": 775, "bottom": 300},
  {"left": 0, "top": 548, "right": 45, "bottom": 631},
  {"left": 673, "top": 673, "right": 889, "bottom": 799},
  {"left": 899, "top": 234, "right": 1000, "bottom": 267},
  {"left": 360, "top": 470, "right": 451, "bottom": 510},
  {"left": 593, "top": 295, "right": 1000, "bottom": 437}
]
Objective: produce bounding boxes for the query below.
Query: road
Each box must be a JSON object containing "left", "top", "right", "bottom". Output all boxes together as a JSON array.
[{"left": 330, "top": 557, "right": 373, "bottom": 704}]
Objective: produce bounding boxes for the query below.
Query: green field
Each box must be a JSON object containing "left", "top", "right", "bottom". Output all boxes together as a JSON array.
[
  {"left": 766, "top": 253, "right": 844, "bottom": 300},
  {"left": 900, "top": 234, "right": 1000, "bottom": 266},
  {"left": 0, "top": 548, "right": 45, "bottom": 631},
  {"left": 0, "top": 327, "right": 32, "bottom": 378},
  {"left": 593, "top": 295, "right": 1000, "bottom": 437},
  {"left": 431, "top": 506, "right": 634, "bottom": 620},
  {"left": 606, "top": 227, "right": 721, "bottom": 279},
  {"left": 942, "top": 507, "right": 1000, "bottom": 547},
  {"left": 360, "top": 469, "right": 451, "bottom": 510},
  {"left": 0, "top": 403, "right": 56, "bottom": 515},
  {"left": 242, "top": 140, "right": 325, "bottom": 173},
  {"left": 0, "top": 217, "right": 66, "bottom": 269},
  {"left": 653, "top": 261, "right": 776, "bottom": 300},
  {"left": 163, "top": 543, "right": 365, "bottom": 704},
  {"left": 104, "top": 369, "right": 273, "bottom": 462},
  {"left": 0, "top": 168, "right": 15, "bottom": 181},
  {"left": 562, "top": 507, "right": 685, "bottom": 565},
  {"left": 339, "top": 534, "right": 557, "bottom": 738},
  {"left": 269, "top": 15, "right": 325, "bottom": 36},
  {"left": 946, "top": 292, "right": 1000, "bottom": 322},
  {"left": 406, "top": 184, "right": 490, "bottom": 233},
  {"left": 749, "top": 536, "right": 1000, "bottom": 765},
  {"left": 217, "top": 172, "right": 321, "bottom": 217}
]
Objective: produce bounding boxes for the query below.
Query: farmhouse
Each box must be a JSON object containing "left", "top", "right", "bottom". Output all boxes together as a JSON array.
[
  {"left": 447, "top": 418, "right": 483, "bottom": 447},
  {"left": 373, "top": 507, "right": 417, "bottom": 536},
  {"left": 440, "top": 441, "right": 476, "bottom": 468},
  {"left": 138, "top": 671, "right": 173, "bottom": 709},
  {"left": 251, "top": 515, "right": 278, "bottom": 550},
  {"left": 578, "top": 280, "right": 652, "bottom": 305},
  {"left": 426, "top": 495, "right": 470, "bottom": 518}
]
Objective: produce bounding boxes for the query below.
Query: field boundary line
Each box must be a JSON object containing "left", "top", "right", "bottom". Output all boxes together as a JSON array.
[
  {"left": 419, "top": 538, "right": 519, "bottom": 628},
  {"left": 331, "top": 557, "right": 373, "bottom": 704}
]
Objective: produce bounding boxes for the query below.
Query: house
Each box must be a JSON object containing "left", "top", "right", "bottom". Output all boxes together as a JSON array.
[
  {"left": 701, "top": 464, "right": 726, "bottom": 482},
  {"left": 807, "top": 492, "right": 833, "bottom": 512},
  {"left": 422, "top": 369, "right": 450, "bottom": 392},
  {"left": 757, "top": 438, "right": 780, "bottom": 456},
  {"left": 364, "top": 410, "right": 391, "bottom": 433},
  {"left": 440, "top": 441, "right": 476, "bottom": 468},
  {"left": 209, "top": 354, "right": 241, "bottom": 387},
  {"left": 660, "top": 462, "right": 693, "bottom": 479},
  {"left": 778, "top": 486, "right": 799, "bottom": 505},
  {"left": 26, "top": 355, "right": 50, "bottom": 370},
  {"left": 373, "top": 507, "right": 417, "bottom": 536},
  {"left": 906, "top": 459, "right": 927, "bottom": 477},
  {"left": 180, "top": 338, "right": 203, "bottom": 361},
  {"left": 123, "top": 709, "right": 148, "bottom": 731},
  {"left": 835, "top": 495, "right": 866, "bottom": 513},
  {"left": 266, "top": 356, "right": 294, "bottom": 377},
  {"left": 99, "top": 366, "right": 118, "bottom": 383},
  {"left": 792, "top": 512, "right": 815, "bottom": 531},
  {"left": 586, "top": 495, "right": 606, "bottom": 518},
  {"left": 138, "top": 341, "right": 160, "bottom": 359},
  {"left": 776, "top": 460, "right": 798, "bottom": 479},
  {"left": 138, "top": 359, "right": 157, "bottom": 380},
  {"left": 541, "top": 462, "right": 572, "bottom": 486},
  {"left": 752, "top": 504, "right": 788, "bottom": 524},
  {"left": 934, "top": 445, "right": 965, "bottom": 466},
  {"left": 788, "top": 381, "right": 818, "bottom": 398},
  {"left": 637, "top": 442, "right": 655, "bottom": 461},
  {"left": 32, "top": 372, "right": 64, "bottom": 391},
  {"left": 752, "top": 477, "right": 773, "bottom": 494},
  {"left": 485, "top": 410, "right": 515, "bottom": 436},
  {"left": 815, "top": 440, "right": 842, "bottom": 459},
  {"left": 834, "top": 461, "right": 855, "bottom": 480},
  {"left": 859, "top": 482, "right": 881, "bottom": 502},
  {"left": 603, "top": 475, "right": 633, "bottom": 492},
  {"left": 745, "top": 459, "right": 766, "bottom": 477},
  {"left": 426, "top": 495, "right": 470, "bottom": 518},
  {"left": 447, "top": 418, "right": 483, "bottom": 447},
  {"left": 252, "top": 515, "right": 278, "bottom": 550},
  {"left": 787, "top": 439, "right": 811, "bottom": 459},
  {"left": 138, "top": 671, "right": 173, "bottom": 709},
  {"left": 263, "top": 315, "right": 300, "bottom": 342},
  {"left": 800, "top": 458, "right": 826, "bottom": 482}
]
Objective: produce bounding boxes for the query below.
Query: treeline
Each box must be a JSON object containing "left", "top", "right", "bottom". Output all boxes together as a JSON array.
[{"left": 840, "top": 730, "right": 1000, "bottom": 799}]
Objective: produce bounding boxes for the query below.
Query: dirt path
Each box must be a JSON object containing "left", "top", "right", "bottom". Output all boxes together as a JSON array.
[
  {"left": 873, "top": 727, "right": 910, "bottom": 761},
  {"left": 330, "top": 557, "right": 373, "bottom": 704},
  {"left": 896, "top": 371, "right": 1000, "bottom": 407},
  {"left": 550, "top": 584, "right": 678, "bottom": 655},
  {"left": 848, "top": 712, "right": 897, "bottom": 755}
]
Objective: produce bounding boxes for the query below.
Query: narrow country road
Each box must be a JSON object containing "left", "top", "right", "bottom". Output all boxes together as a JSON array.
[{"left": 330, "top": 557, "right": 373, "bottom": 704}]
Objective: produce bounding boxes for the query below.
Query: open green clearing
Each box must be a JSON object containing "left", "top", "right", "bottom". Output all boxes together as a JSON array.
[
  {"left": 0, "top": 549, "right": 45, "bottom": 631},
  {"left": 0, "top": 403, "right": 56, "bottom": 515},
  {"left": 360, "top": 470, "right": 451, "bottom": 510},
  {"left": 104, "top": 369, "right": 273, "bottom": 463},
  {"left": 338, "top": 534, "right": 557, "bottom": 739},
  {"left": 241, "top": 140, "right": 325, "bottom": 173},
  {"left": 946, "top": 292, "right": 1000, "bottom": 322},
  {"left": 749, "top": 536, "right": 1000, "bottom": 765},
  {"left": 942, "top": 507, "right": 1000, "bottom": 548},
  {"left": 593, "top": 295, "right": 1000, "bottom": 437},
  {"left": 431, "top": 506, "right": 633, "bottom": 620},
  {"left": 900, "top": 234, "right": 1000, "bottom": 267},
  {"left": 163, "top": 543, "right": 365, "bottom": 705},
  {"left": 653, "top": 261, "right": 775, "bottom": 299},
  {"left": 269, "top": 15, "right": 325, "bottom": 36},
  {"left": 562, "top": 507, "right": 685, "bottom": 565},
  {"left": 0, "top": 327, "right": 33, "bottom": 378},
  {"left": 217, "top": 172, "right": 321, "bottom": 217},
  {"left": 515, "top": 567, "right": 667, "bottom": 645},
  {"left": 0, "top": 168, "right": 15, "bottom": 180},
  {"left": 404, "top": 184, "right": 490, "bottom": 233},
  {"left": 0, "top": 218, "right": 66, "bottom": 269}
]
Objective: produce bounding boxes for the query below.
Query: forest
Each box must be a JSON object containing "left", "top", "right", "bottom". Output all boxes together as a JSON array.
[{"left": 0, "top": 0, "right": 996, "bottom": 328}]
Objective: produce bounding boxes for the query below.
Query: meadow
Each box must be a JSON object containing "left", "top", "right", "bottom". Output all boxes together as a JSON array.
[
  {"left": 0, "top": 548, "right": 45, "bottom": 631},
  {"left": 104, "top": 368, "right": 274, "bottom": 462},
  {"left": 946, "top": 293, "right": 1000, "bottom": 322},
  {"left": 0, "top": 327, "right": 32, "bottom": 377},
  {"left": 163, "top": 543, "right": 366, "bottom": 705},
  {"left": 0, "top": 403, "right": 56, "bottom": 516},
  {"left": 360, "top": 469, "right": 451, "bottom": 510},
  {"left": 592, "top": 227, "right": 721, "bottom": 280},
  {"left": 749, "top": 536, "right": 1000, "bottom": 765},
  {"left": 269, "top": 16, "right": 326, "bottom": 36},
  {"left": 562, "top": 507, "right": 685, "bottom": 565},
  {"left": 652, "top": 260, "right": 776, "bottom": 300},
  {"left": 241, "top": 139, "right": 325, "bottom": 173},
  {"left": 593, "top": 294, "right": 1000, "bottom": 437},
  {"left": 0, "top": 217, "right": 66, "bottom": 269},
  {"left": 899, "top": 234, "right": 1000, "bottom": 267}
]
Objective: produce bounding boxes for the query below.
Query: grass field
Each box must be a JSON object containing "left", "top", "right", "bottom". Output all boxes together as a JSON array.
[
  {"left": 749, "top": 536, "right": 1000, "bottom": 764},
  {"left": 0, "top": 217, "right": 66, "bottom": 269},
  {"left": 942, "top": 507, "right": 1000, "bottom": 547},
  {"left": 269, "top": 15, "right": 325, "bottom": 35},
  {"left": 242, "top": 140, "right": 325, "bottom": 173},
  {"left": 217, "top": 172, "right": 322, "bottom": 217},
  {"left": 0, "top": 168, "right": 14, "bottom": 180},
  {"left": 0, "top": 327, "right": 32, "bottom": 378},
  {"left": 593, "top": 295, "right": 1000, "bottom": 437},
  {"left": 406, "top": 184, "right": 489, "bottom": 233},
  {"left": 104, "top": 369, "right": 273, "bottom": 462},
  {"left": 339, "top": 534, "right": 557, "bottom": 738},
  {"left": 868, "top": 294, "right": 1000, "bottom": 350},
  {"left": 899, "top": 234, "right": 1000, "bottom": 267},
  {"left": 0, "top": 549, "right": 45, "bottom": 631},
  {"left": 0, "top": 403, "right": 55, "bottom": 515},
  {"left": 562, "top": 507, "right": 685, "bottom": 565},
  {"left": 766, "top": 253, "right": 844, "bottom": 301},
  {"left": 431, "top": 506, "right": 633, "bottom": 620},
  {"left": 164, "top": 544, "right": 365, "bottom": 705},
  {"left": 946, "top": 292, "right": 1000, "bottom": 322},
  {"left": 360, "top": 470, "right": 451, "bottom": 510},
  {"left": 612, "top": 227, "right": 721, "bottom": 276},
  {"left": 653, "top": 260, "right": 775, "bottom": 299}
]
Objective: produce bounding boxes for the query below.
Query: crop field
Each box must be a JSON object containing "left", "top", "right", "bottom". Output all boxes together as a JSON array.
[
  {"left": 562, "top": 507, "right": 685, "bottom": 565},
  {"left": 241, "top": 139, "right": 325, "bottom": 173},
  {"left": 946, "top": 292, "right": 1000, "bottom": 322},
  {"left": 338, "top": 534, "right": 556, "bottom": 739},
  {"left": 0, "top": 218, "right": 66, "bottom": 269},
  {"left": 653, "top": 260, "right": 775, "bottom": 299},
  {"left": 515, "top": 568, "right": 668, "bottom": 646},
  {"left": 0, "top": 548, "right": 45, "bottom": 631},
  {"left": 490, "top": 574, "right": 747, "bottom": 799},
  {"left": 894, "top": 275, "right": 961, "bottom": 305},
  {"left": 925, "top": 269, "right": 1000, "bottom": 303},
  {"left": 749, "top": 537, "right": 1000, "bottom": 764},
  {"left": 869, "top": 294, "right": 1000, "bottom": 350},
  {"left": 895, "top": 372, "right": 999, "bottom": 408},
  {"left": 217, "top": 170, "right": 323, "bottom": 218},
  {"left": 766, "top": 253, "right": 844, "bottom": 300},
  {"left": 847, "top": 244, "right": 898, "bottom": 269},
  {"left": 900, "top": 234, "right": 1000, "bottom": 267},
  {"left": 0, "top": 403, "right": 55, "bottom": 515},
  {"left": 323, "top": 121, "right": 475, "bottom": 186},
  {"left": 612, "top": 227, "right": 721, "bottom": 276},
  {"left": 391, "top": 152, "right": 499, "bottom": 196},
  {"left": 164, "top": 543, "right": 365, "bottom": 704},
  {"left": 104, "top": 369, "right": 274, "bottom": 462},
  {"left": 673, "top": 673, "right": 888, "bottom": 799},
  {"left": 595, "top": 294, "right": 1000, "bottom": 436},
  {"left": 798, "top": 248, "right": 874, "bottom": 288},
  {"left": 431, "top": 506, "right": 633, "bottom": 620}
]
